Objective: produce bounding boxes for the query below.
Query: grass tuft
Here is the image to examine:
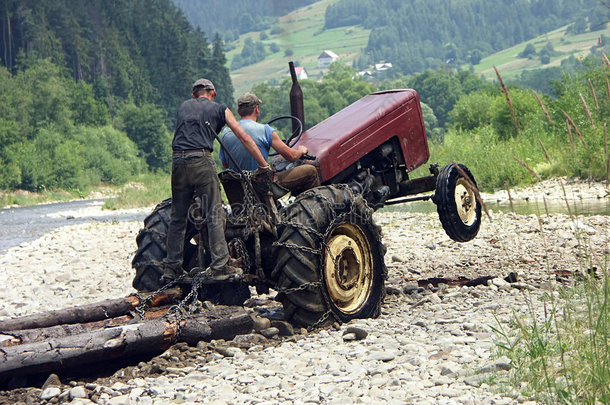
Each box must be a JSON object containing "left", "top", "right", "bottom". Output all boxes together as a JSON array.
[{"left": 102, "top": 173, "right": 170, "bottom": 210}]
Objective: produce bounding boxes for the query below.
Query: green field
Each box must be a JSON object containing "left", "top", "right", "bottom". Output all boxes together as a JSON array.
[
  {"left": 474, "top": 25, "right": 610, "bottom": 80},
  {"left": 226, "top": 0, "right": 369, "bottom": 96}
]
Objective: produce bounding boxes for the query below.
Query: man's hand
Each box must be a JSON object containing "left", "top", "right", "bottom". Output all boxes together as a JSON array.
[
  {"left": 252, "top": 164, "right": 273, "bottom": 190},
  {"left": 254, "top": 164, "right": 272, "bottom": 176},
  {"left": 296, "top": 145, "right": 308, "bottom": 157}
]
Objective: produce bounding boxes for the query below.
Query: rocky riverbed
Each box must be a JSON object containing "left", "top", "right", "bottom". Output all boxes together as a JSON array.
[{"left": 0, "top": 178, "right": 608, "bottom": 404}]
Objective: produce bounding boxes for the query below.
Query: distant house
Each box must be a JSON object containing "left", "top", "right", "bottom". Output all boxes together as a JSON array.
[
  {"left": 317, "top": 50, "right": 338, "bottom": 69},
  {"left": 375, "top": 62, "right": 393, "bottom": 71},
  {"left": 294, "top": 66, "right": 308, "bottom": 80}
]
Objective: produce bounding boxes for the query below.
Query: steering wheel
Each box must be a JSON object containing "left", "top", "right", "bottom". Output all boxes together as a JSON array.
[{"left": 266, "top": 115, "right": 303, "bottom": 157}]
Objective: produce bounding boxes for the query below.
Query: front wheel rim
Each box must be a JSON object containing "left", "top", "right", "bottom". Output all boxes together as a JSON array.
[
  {"left": 454, "top": 178, "right": 477, "bottom": 225},
  {"left": 323, "top": 223, "right": 373, "bottom": 314}
]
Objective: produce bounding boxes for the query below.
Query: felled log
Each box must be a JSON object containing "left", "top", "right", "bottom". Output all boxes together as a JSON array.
[
  {"left": 0, "top": 288, "right": 182, "bottom": 332},
  {"left": 0, "top": 308, "right": 169, "bottom": 348},
  {"left": 0, "top": 306, "right": 253, "bottom": 381}
]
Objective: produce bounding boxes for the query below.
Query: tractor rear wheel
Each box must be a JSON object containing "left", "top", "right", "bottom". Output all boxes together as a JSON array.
[
  {"left": 131, "top": 198, "right": 250, "bottom": 305},
  {"left": 435, "top": 163, "right": 481, "bottom": 242},
  {"left": 272, "top": 186, "right": 386, "bottom": 328}
]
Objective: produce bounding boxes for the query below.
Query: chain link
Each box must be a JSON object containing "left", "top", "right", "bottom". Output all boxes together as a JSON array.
[
  {"left": 163, "top": 272, "right": 207, "bottom": 342},
  {"left": 308, "top": 310, "right": 335, "bottom": 331},
  {"left": 133, "top": 271, "right": 189, "bottom": 318},
  {"left": 275, "top": 280, "right": 322, "bottom": 296},
  {"left": 271, "top": 241, "right": 322, "bottom": 255},
  {"left": 228, "top": 237, "right": 251, "bottom": 271}
]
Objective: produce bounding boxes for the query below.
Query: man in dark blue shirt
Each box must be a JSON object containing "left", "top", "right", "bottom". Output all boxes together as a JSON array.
[{"left": 164, "top": 79, "right": 269, "bottom": 283}]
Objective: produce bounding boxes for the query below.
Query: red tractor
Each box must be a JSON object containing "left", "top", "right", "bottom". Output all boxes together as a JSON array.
[{"left": 132, "top": 64, "right": 481, "bottom": 328}]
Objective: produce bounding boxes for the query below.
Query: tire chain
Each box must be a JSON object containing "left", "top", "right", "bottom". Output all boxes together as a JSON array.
[
  {"left": 134, "top": 184, "right": 383, "bottom": 333},
  {"left": 271, "top": 186, "right": 381, "bottom": 329}
]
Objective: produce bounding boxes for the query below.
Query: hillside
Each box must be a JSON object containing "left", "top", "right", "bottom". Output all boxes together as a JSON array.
[
  {"left": 215, "top": 0, "right": 608, "bottom": 96},
  {"left": 475, "top": 24, "right": 610, "bottom": 81},
  {"left": 225, "top": 0, "right": 369, "bottom": 96}
]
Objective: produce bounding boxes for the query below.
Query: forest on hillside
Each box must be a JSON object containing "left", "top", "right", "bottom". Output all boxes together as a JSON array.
[
  {"left": 0, "top": 0, "right": 233, "bottom": 192},
  {"left": 0, "top": 0, "right": 234, "bottom": 112},
  {"left": 171, "top": 0, "right": 608, "bottom": 76},
  {"left": 325, "top": 0, "right": 609, "bottom": 75},
  {"left": 172, "top": 0, "right": 317, "bottom": 41}
]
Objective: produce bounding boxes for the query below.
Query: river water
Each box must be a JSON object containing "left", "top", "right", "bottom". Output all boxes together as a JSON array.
[
  {"left": 0, "top": 199, "right": 146, "bottom": 255},
  {"left": 382, "top": 197, "right": 610, "bottom": 216},
  {"left": 1, "top": 196, "right": 608, "bottom": 256}
]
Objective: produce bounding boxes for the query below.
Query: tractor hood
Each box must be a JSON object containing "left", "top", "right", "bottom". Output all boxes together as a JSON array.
[{"left": 295, "top": 89, "right": 429, "bottom": 182}]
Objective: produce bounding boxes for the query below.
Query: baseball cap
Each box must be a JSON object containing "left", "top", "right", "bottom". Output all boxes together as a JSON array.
[
  {"left": 192, "top": 78, "right": 215, "bottom": 91},
  {"left": 237, "top": 93, "right": 262, "bottom": 107}
]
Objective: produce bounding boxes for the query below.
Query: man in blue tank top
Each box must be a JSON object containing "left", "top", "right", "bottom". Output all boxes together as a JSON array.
[{"left": 219, "top": 93, "right": 320, "bottom": 195}]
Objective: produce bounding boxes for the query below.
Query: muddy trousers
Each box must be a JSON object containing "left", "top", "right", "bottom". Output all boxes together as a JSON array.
[
  {"left": 165, "top": 154, "right": 228, "bottom": 272},
  {"left": 274, "top": 164, "right": 321, "bottom": 195}
]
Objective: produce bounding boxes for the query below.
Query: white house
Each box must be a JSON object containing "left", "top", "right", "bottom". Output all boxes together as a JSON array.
[
  {"left": 375, "top": 62, "right": 393, "bottom": 71},
  {"left": 294, "top": 66, "right": 308, "bottom": 80},
  {"left": 317, "top": 50, "right": 338, "bottom": 69}
]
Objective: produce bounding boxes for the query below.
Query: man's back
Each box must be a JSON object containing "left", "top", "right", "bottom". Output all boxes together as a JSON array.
[
  {"left": 220, "top": 120, "right": 273, "bottom": 171},
  {"left": 172, "top": 98, "right": 226, "bottom": 152}
]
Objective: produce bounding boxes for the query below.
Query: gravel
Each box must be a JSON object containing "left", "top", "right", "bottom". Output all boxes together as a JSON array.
[{"left": 0, "top": 178, "right": 608, "bottom": 404}]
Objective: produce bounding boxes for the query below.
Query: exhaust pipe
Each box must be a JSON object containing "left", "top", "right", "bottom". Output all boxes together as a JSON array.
[{"left": 288, "top": 61, "right": 305, "bottom": 133}]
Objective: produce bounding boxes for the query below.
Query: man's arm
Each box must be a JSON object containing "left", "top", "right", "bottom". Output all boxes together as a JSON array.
[
  {"left": 224, "top": 108, "right": 269, "bottom": 167},
  {"left": 271, "top": 131, "right": 307, "bottom": 162}
]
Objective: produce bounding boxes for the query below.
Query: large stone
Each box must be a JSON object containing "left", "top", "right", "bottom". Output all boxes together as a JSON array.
[
  {"left": 270, "top": 320, "right": 294, "bottom": 336},
  {"left": 40, "top": 386, "right": 61, "bottom": 401},
  {"left": 342, "top": 326, "right": 368, "bottom": 341},
  {"left": 69, "top": 386, "right": 89, "bottom": 399},
  {"left": 479, "top": 356, "right": 512, "bottom": 373},
  {"left": 260, "top": 327, "right": 279, "bottom": 338}
]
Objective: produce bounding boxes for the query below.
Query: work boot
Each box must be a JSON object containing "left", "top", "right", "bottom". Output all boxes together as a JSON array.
[
  {"left": 200, "top": 265, "right": 244, "bottom": 283},
  {"left": 160, "top": 261, "right": 187, "bottom": 284}
]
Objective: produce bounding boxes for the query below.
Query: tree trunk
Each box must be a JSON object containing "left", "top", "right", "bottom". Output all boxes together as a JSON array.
[
  {"left": 0, "top": 289, "right": 182, "bottom": 332},
  {"left": 0, "top": 306, "right": 253, "bottom": 382},
  {"left": 0, "top": 308, "right": 169, "bottom": 348}
]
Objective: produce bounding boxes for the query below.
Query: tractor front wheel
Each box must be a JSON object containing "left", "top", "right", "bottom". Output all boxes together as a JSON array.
[{"left": 435, "top": 163, "right": 481, "bottom": 242}]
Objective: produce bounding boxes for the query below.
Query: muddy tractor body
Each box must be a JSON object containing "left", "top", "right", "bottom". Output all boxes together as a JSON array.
[{"left": 132, "top": 65, "right": 482, "bottom": 328}]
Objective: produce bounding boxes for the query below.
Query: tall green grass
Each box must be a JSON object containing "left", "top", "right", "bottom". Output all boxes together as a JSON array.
[
  {"left": 481, "top": 61, "right": 610, "bottom": 401},
  {"left": 492, "top": 226, "right": 609, "bottom": 403}
]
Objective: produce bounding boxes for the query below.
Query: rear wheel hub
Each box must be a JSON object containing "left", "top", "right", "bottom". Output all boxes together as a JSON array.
[{"left": 323, "top": 223, "right": 373, "bottom": 314}]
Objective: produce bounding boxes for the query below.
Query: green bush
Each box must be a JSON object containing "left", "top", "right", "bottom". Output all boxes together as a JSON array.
[
  {"left": 490, "top": 88, "right": 541, "bottom": 140},
  {"left": 116, "top": 104, "right": 172, "bottom": 173},
  {"left": 428, "top": 56, "right": 609, "bottom": 191},
  {"left": 74, "top": 125, "right": 145, "bottom": 185},
  {"left": 450, "top": 92, "right": 497, "bottom": 131}
]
